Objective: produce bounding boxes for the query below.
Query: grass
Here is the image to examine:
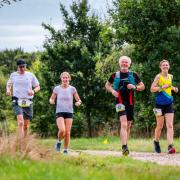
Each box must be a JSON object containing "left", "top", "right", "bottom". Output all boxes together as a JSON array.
[
  {"left": 0, "top": 154, "right": 180, "bottom": 180},
  {"left": 0, "top": 136, "right": 180, "bottom": 179},
  {"left": 40, "top": 136, "right": 180, "bottom": 153}
]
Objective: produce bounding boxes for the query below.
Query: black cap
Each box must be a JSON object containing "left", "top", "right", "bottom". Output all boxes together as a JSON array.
[{"left": 17, "top": 59, "right": 26, "bottom": 66}]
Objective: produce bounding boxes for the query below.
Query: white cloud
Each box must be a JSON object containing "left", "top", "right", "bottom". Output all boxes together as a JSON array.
[{"left": 0, "top": 24, "right": 61, "bottom": 52}]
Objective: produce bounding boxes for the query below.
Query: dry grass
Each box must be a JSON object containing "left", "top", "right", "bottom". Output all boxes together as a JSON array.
[{"left": 0, "top": 134, "right": 51, "bottom": 160}]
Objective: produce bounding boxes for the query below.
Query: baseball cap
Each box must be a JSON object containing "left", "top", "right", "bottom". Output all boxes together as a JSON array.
[{"left": 16, "top": 59, "right": 26, "bottom": 66}]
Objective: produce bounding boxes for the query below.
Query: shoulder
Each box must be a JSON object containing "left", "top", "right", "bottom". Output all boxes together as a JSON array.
[
  {"left": 54, "top": 85, "right": 60, "bottom": 90},
  {"left": 168, "top": 74, "right": 173, "bottom": 79},
  {"left": 25, "top": 71, "right": 36, "bottom": 77},
  {"left": 10, "top": 72, "right": 18, "bottom": 76},
  {"left": 69, "top": 85, "right": 77, "bottom": 91},
  {"left": 132, "top": 71, "right": 139, "bottom": 78}
]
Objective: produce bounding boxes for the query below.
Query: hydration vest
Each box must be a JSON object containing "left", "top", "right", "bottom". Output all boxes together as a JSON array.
[
  {"left": 113, "top": 71, "right": 135, "bottom": 105},
  {"left": 113, "top": 71, "right": 135, "bottom": 90}
]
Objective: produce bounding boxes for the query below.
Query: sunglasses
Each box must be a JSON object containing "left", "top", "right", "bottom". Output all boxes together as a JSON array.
[{"left": 19, "top": 66, "right": 25, "bottom": 68}]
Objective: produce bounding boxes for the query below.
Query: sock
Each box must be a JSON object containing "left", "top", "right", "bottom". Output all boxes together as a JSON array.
[{"left": 122, "top": 144, "right": 127, "bottom": 149}]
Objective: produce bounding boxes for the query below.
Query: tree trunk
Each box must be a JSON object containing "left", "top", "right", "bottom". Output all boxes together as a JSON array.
[{"left": 86, "top": 111, "right": 92, "bottom": 137}]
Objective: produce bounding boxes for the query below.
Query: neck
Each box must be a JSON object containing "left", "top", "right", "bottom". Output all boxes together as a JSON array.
[
  {"left": 120, "top": 68, "right": 129, "bottom": 73},
  {"left": 61, "top": 84, "right": 69, "bottom": 88},
  {"left": 161, "top": 71, "right": 168, "bottom": 76}
]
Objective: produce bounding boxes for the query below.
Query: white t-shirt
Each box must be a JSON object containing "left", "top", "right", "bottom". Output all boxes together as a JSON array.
[
  {"left": 7, "top": 71, "right": 39, "bottom": 99},
  {"left": 53, "top": 85, "right": 77, "bottom": 113}
]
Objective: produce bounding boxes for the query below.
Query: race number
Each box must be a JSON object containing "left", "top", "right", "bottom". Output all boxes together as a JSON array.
[
  {"left": 115, "top": 103, "right": 125, "bottom": 112},
  {"left": 18, "top": 99, "right": 32, "bottom": 107},
  {"left": 153, "top": 108, "right": 162, "bottom": 117}
]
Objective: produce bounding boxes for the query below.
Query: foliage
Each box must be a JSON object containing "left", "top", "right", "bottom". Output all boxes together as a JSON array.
[{"left": 111, "top": 0, "right": 180, "bottom": 135}]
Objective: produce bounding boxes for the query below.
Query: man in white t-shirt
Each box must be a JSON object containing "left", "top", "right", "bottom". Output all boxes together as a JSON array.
[{"left": 6, "top": 59, "right": 40, "bottom": 138}]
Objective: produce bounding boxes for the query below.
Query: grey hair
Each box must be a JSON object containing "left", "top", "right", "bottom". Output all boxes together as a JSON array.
[{"left": 119, "top": 56, "right": 132, "bottom": 66}]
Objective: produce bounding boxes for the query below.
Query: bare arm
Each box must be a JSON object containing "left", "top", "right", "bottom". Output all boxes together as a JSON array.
[
  {"left": 105, "top": 81, "right": 118, "bottom": 98},
  {"left": 150, "top": 74, "right": 160, "bottom": 93},
  {"left": 6, "top": 76, "right": 13, "bottom": 96},
  {"left": 74, "top": 92, "right": 82, "bottom": 106},
  {"left": 28, "top": 85, "right": 41, "bottom": 96},
  {"left": 49, "top": 92, "right": 57, "bottom": 104}
]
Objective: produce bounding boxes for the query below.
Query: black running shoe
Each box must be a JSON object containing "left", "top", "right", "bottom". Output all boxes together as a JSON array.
[
  {"left": 122, "top": 145, "right": 129, "bottom": 156},
  {"left": 153, "top": 140, "right": 161, "bottom": 153}
]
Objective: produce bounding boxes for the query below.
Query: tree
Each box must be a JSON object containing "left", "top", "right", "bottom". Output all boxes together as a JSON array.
[
  {"left": 42, "top": 0, "right": 114, "bottom": 137},
  {"left": 111, "top": 0, "right": 180, "bottom": 135},
  {"left": 0, "top": 0, "right": 22, "bottom": 8}
]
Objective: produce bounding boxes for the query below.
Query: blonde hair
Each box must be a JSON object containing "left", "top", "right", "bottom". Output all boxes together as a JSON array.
[
  {"left": 159, "top": 59, "right": 170, "bottom": 67},
  {"left": 59, "top": 72, "right": 71, "bottom": 81},
  {"left": 119, "top": 56, "right": 132, "bottom": 66}
]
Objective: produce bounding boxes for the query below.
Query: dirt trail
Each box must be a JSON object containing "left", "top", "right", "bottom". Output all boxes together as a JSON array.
[{"left": 72, "top": 150, "right": 180, "bottom": 166}]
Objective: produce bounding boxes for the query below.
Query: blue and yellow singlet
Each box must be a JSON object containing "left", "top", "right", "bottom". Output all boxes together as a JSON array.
[{"left": 156, "top": 74, "right": 173, "bottom": 105}]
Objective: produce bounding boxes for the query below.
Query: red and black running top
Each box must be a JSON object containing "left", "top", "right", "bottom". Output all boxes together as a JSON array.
[{"left": 108, "top": 71, "right": 141, "bottom": 106}]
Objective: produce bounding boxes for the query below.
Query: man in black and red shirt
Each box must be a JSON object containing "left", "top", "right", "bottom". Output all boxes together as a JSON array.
[{"left": 105, "top": 56, "right": 145, "bottom": 155}]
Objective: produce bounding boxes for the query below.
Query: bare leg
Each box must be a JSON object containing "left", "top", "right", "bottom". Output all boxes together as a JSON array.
[
  {"left": 165, "top": 113, "right": 174, "bottom": 145},
  {"left": 120, "top": 115, "right": 128, "bottom": 145},
  {"left": 127, "top": 121, "right": 132, "bottom": 141},
  {"left": 56, "top": 117, "right": 65, "bottom": 141},
  {"left": 24, "top": 119, "right": 30, "bottom": 137},
  {"left": 64, "top": 119, "right": 73, "bottom": 149},
  {"left": 17, "top": 115, "right": 24, "bottom": 139},
  {"left": 154, "top": 116, "right": 164, "bottom": 141}
]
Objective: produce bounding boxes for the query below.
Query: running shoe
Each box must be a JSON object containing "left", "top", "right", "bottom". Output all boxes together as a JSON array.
[
  {"left": 55, "top": 141, "right": 61, "bottom": 152},
  {"left": 168, "top": 145, "right": 176, "bottom": 154},
  {"left": 153, "top": 140, "right": 161, "bottom": 153},
  {"left": 122, "top": 145, "right": 129, "bottom": 156},
  {"left": 63, "top": 149, "right": 68, "bottom": 154}
]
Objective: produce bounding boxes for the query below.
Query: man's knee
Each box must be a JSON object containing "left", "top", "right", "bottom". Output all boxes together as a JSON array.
[{"left": 18, "top": 120, "right": 24, "bottom": 127}]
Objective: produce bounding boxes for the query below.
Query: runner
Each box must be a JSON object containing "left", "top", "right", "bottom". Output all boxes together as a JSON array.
[
  {"left": 6, "top": 59, "right": 40, "bottom": 138},
  {"left": 105, "top": 56, "right": 145, "bottom": 155},
  {"left": 151, "top": 59, "right": 178, "bottom": 154},
  {"left": 49, "top": 72, "right": 81, "bottom": 154}
]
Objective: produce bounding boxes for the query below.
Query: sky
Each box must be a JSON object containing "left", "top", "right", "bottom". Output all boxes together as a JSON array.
[{"left": 0, "top": 0, "right": 112, "bottom": 52}]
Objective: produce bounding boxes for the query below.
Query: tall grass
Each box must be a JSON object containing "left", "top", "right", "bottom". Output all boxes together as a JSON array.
[{"left": 0, "top": 134, "right": 50, "bottom": 160}]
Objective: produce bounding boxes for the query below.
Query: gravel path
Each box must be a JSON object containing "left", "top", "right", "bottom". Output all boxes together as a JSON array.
[{"left": 73, "top": 150, "right": 180, "bottom": 166}]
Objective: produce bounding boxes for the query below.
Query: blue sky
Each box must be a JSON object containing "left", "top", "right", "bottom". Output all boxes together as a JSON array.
[{"left": 0, "top": 0, "right": 112, "bottom": 52}]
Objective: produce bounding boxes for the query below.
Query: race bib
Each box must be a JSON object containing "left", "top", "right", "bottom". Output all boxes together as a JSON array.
[
  {"left": 115, "top": 103, "right": 125, "bottom": 112},
  {"left": 153, "top": 108, "right": 162, "bottom": 117},
  {"left": 18, "top": 99, "right": 32, "bottom": 107}
]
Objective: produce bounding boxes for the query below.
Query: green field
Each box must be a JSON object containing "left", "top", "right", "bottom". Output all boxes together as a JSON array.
[{"left": 0, "top": 137, "right": 180, "bottom": 180}]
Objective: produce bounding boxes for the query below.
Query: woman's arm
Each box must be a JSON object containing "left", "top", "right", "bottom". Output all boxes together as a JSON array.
[
  {"left": 74, "top": 92, "right": 82, "bottom": 106},
  {"left": 49, "top": 92, "right": 57, "bottom": 104},
  {"left": 151, "top": 74, "right": 160, "bottom": 93}
]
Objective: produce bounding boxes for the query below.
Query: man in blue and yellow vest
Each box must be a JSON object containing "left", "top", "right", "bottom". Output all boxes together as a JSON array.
[{"left": 105, "top": 56, "right": 145, "bottom": 155}]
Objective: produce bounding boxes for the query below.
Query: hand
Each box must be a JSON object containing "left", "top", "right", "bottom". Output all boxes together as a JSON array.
[
  {"left": 6, "top": 91, "right": 11, "bottom": 96},
  {"left": 49, "top": 98, "right": 55, "bottom": 105},
  {"left": 28, "top": 90, "right": 35, "bottom": 96},
  {"left": 161, "top": 84, "right": 169, "bottom": 89},
  {"left": 173, "top": 87, "right": 178, "bottom": 93},
  {"left": 111, "top": 90, "right": 118, "bottom": 98},
  {"left": 127, "top": 84, "right": 136, "bottom": 90},
  {"left": 75, "top": 101, "right": 82, "bottom": 107}
]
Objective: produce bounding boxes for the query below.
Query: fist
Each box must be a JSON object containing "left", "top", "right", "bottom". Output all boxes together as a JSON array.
[
  {"left": 49, "top": 98, "right": 55, "bottom": 105},
  {"left": 127, "top": 84, "right": 136, "bottom": 90},
  {"left": 75, "top": 101, "right": 81, "bottom": 107},
  {"left": 111, "top": 90, "right": 118, "bottom": 98},
  {"left": 6, "top": 91, "right": 11, "bottom": 96},
  {"left": 162, "top": 84, "right": 169, "bottom": 89},
  {"left": 28, "top": 90, "right": 35, "bottom": 96}
]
